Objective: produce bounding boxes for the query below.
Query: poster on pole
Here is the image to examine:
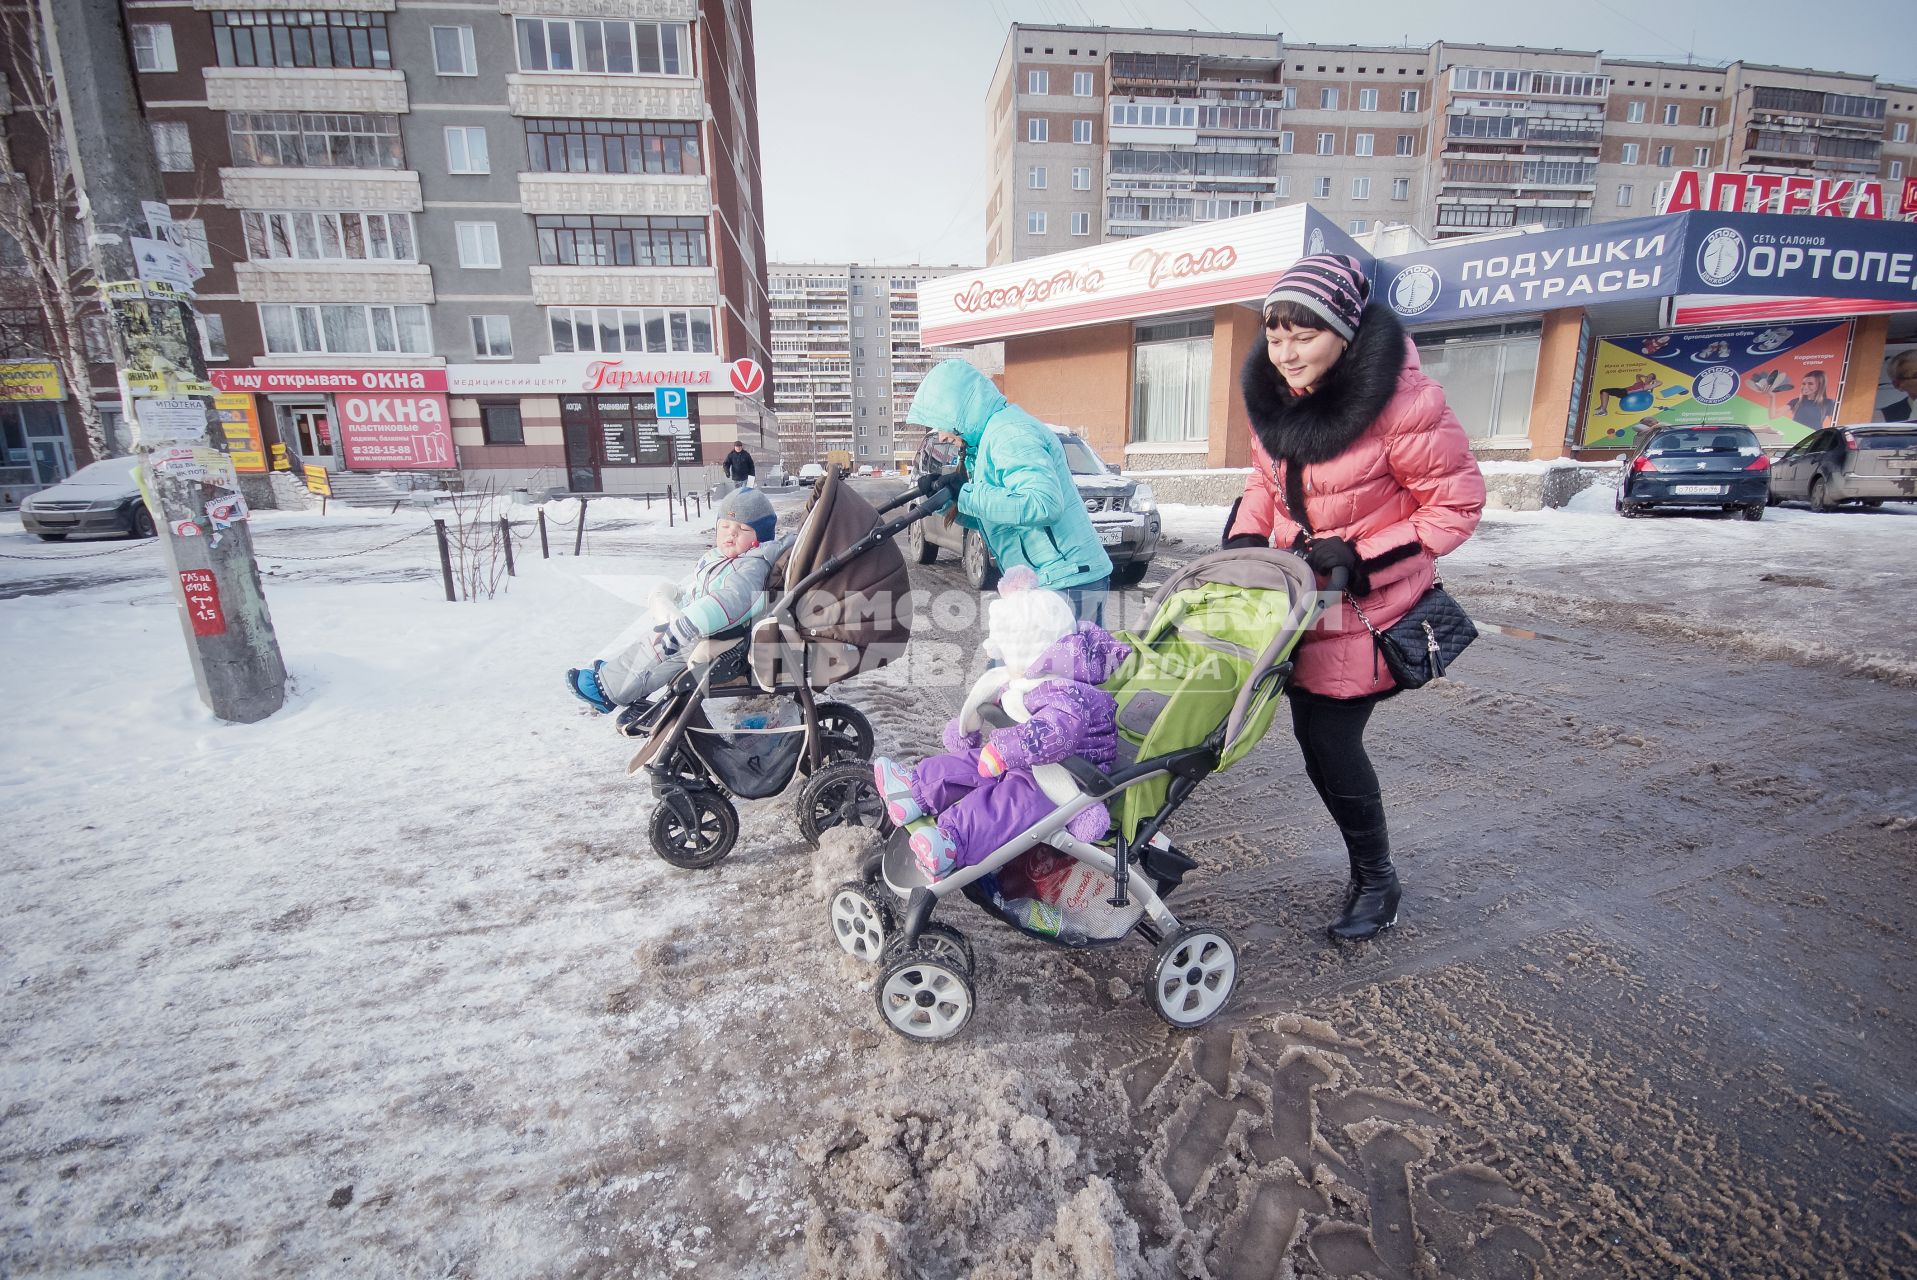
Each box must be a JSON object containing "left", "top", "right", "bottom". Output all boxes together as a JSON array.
[{"left": 1579, "top": 321, "right": 1853, "bottom": 450}]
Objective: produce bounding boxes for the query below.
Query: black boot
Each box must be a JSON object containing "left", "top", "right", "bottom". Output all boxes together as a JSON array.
[{"left": 1323, "top": 791, "right": 1400, "bottom": 942}]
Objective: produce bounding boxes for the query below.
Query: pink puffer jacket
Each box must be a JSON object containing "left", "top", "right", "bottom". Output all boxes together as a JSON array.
[{"left": 1227, "top": 305, "right": 1485, "bottom": 699}]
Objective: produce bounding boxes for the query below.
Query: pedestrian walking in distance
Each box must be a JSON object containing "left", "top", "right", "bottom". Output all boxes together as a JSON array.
[{"left": 722, "top": 440, "right": 757, "bottom": 489}]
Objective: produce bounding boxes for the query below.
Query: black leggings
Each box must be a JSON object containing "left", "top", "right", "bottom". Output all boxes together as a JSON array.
[{"left": 1288, "top": 692, "right": 1388, "bottom": 847}]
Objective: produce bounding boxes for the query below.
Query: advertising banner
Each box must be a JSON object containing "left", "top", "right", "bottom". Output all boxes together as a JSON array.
[
  {"left": 1376, "top": 214, "right": 1685, "bottom": 325},
  {"left": 1680, "top": 212, "right": 1917, "bottom": 306},
  {"left": 214, "top": 393, "right": 266, "bottom": 472},
  {"left": 1580, "top": 320, "right": 1852, "bottom": 450},
  {"left": 1870, "top": 342, "right": 1917, "bottom": 422},
  {"left": 0, "top": 361, "right": 64, "bottom": 401},
  {"left": 334, "top": 390, "right": 454, "bottom": 469}
]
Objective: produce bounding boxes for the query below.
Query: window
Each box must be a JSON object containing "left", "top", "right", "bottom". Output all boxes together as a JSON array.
[
  {"left": 1028, "top": 69, "right": 1047, "bottom": 94},
  {"left": 1662, "top": 103, "right": 1680, "bottom": 125},
  {"left": 1896, "top": 122, "right": 1911, "bottom": 143},
  {"left": 148, "top": 122, "right": 192, "bottom": 172},
  {"left": 1131, "top": 314, "right": 1211, "bottom": 444},
  {"left": 472, "top": 316, "right": 513, "bottom": 359},
  {"left": 1413, "top": 323, "right": 1540, "bottom": 443},
  {"left": 1621, "top": 142, "right": 1639, "bottom": 165},
  {"left": 259, "top": 303, "right": 430, "bottom": 354},
  {"left": 1029, "top": 117, "right": 1048, "bottom": 143},
  {"left": 445, "top": 126, "right": 489, "bottom": 173},
  {"left": 1625, "top": 100, "right": 1645, "bottom": 123},
  {"left": 130, "top": 24, "right": 176, "bottom": 72},
  {"left": 1349, "top": 219, "right": 1368, "bottom": 233},
  {"left": 178, "top": 219, "right": 211, "bottom": 268},
  {"left": 1354, "top": 132, "right": 1374, "bottom": 156},
  {"left": 1313, "top": 176, "right": 1331, "bottom": 198},
  {"left": 525, "top": 119, "right": 701, "bottom": 175},
  {"left": 1029, "top": 165, "right": 1047, "bottom": 188},
  {"left": 1108, "top": 102, "right": 1198, "bottom": 128},
  {"left": 1352, "top": 176, "right": 1371, "bottom": 199},
  {"left": 432, "top": 25, "right": 475, "bottom": 75},
  {"left": 1319, "top": 87, "right": 1338, "bottom": 110},
  {"left": 1358, "top": 89, "right": 1378, "bottom": 111},
  {"left": 534, "top": 214, "right": 708, "bottom": 267},
  {"left": 1694, "top": 145, "right": 1711, "bottom": 166},
  {"left": 1278, "top": 130, "right": 1293, "bottom": 153},
  {"left": 1617, "top": 182, "right": 1634, "bottom": 207},
  {"left": 1027, "top": 210, "right": 1047, "bottom": 234},
  {"left": 1071, "top": 166, "right": 1091, "bottom": 190},
  {"left": 1396, "top": 133, "right": 1415, "bottom": 156},
  {"left": 1274, "top": 175, "right": 1290, "bottom": 197},
  {"left": 479, "top": 401, "right": 523, "bottom": 442},
  {"left": 1893, "top": 160, "right": 1907, "bottom": 181},
  {"left": 242, "top": 210, "right": 416, "bottom": 261},
  {"left": 513, "top": 18, "right": 690, "bottom": 76},
  {"left": 1071, "top": 211, "right": 1090, "bottom": 236},
  {"left": 228, "top": 112, "right": 403, "bottom": 168},
  {"left": 1391, "top": 177, "right": 1410, "bottom": 200},
  {"left": 212, "top": 11, "right": 390, "bottom": 69},
  {"left": 1700, "top": 106, "right": 1717, "bottom": 127},
  {"left": 196, "top": 313, "right": 226, "bottom": 361},
  {"left": 456, "top": 221, "right": 500, "bottom": 268},
  {"left": 1073, "top": 118, "right": 1092, "bottom": 144},
  {"left": 1399, "top": 89, "right": 1419, "bottom": 112},
  {"left": 1656, "top": 145, "right": 1673, "bottom": 166},
  {"left": 1315, "top": 132, "right": 1335, "bottom": 155},
  {"left": 1073, "top": 70, "right": 1093, "bottom": 96},
  {"left": 547, "top": 306, "right": 714, "bottom": 354}
]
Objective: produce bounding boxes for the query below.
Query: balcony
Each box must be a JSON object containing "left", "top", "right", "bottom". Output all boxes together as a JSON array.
[
  {"left": 204, "top": 67, "right": 407, "bottom": 115},
  {"left": 497, "top": 0, "right": 693, "bottom": 15},
  {"left": 527, "top": 267, "right": 717, "bottom": 308},
  {"left": 518, "top": 174, "right": 710, "bottom": 217},
  {"left": 506, "top": 75, "right": 703, "bottom": 121},
  {"left": 234, "top": 261, "right": 433, "bottom": 305},
  {"left": 220, "top": 167, "right": 421, "bottom": 213}
]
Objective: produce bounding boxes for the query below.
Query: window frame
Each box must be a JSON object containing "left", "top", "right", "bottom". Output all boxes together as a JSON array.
[
  {"left": 1315, "top": 131, "right": 1335, "bottom": 155},
  {"left": 211, "top": 10, "right": 391, "bottom": 71},
  {"left": 1071, "top": 210, "right": 1091, "bottom": 236},
  {"left": 1319, "top": 87, "right": 1338, "bottom": 110},
  {"left": 130, "top": 23, "right": 177, "bottom": 72},
  {"left": 1358, "top": 88, "right": 1378, "bottom": 111},
  {"left": 1027, "top": 68, "right": 1047, "bottom": 94},
  {"left": 150, "top": 121, "right": 192, "bottom": 172},
  {"left": 1028, "top": 116, "right": 1048, "bottom": 143},
  {"left": 512, "top": 17, "right": 691, "bottom": 77},
  {"left": 1071, "top": 165, "right": 1091, "bottom": 190},
  {"left": 1391, "top": 177, "right": 1410, "bottom": 200},
  {"left": 1026, "top": 210, "right": 1047, "bottom": 235},
  {"left": 1072, "top": 70, "right": 1093, "bottom": 97},
  {"left": 1354, "top": 132, "right": 1374, "bottom": 157},
  {"left": 1072, "top": 118, "right": 1092, "bottom": 144},
  {"left": 479, "top": 401, "right": 524, "bottom": 443},
  {"left": 472, "top": 316, "right": 514, "bottom": 359},
  {"left": 257, "top": 303, "right": 431, "bottom": 355},
  {"left": 445, "top": 126, "right": 490, "bottom": 174},
  {"left": 432, "top": 24, "right": 476, "bottom": 76},
  {"left": 456, "top": 221, "right": 501, "bottom": 269},
  {"left": 1029, "top": 164, "right": 1047, "bottom": 189},
  {"left": 545, "top": 306, "right": 715, "bottom": 355},
  {"left": 533, "top": 214, "right": 709, "bottom": 268}
]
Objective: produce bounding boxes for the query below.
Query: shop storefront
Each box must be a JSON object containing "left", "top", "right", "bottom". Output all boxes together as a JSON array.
[
  {"left": 208, "top": 367, "right": 454, "bottom": 474},
  {"left": 0, "top": 361, "right": 75, "bottom": 506}
]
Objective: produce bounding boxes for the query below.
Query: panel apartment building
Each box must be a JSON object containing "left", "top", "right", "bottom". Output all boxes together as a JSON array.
[
  {"left": 124, "top": 0, "right": 771, "bottom": 497},
  {"left": 767, "top": 264, "right": 965, "bottom": 472},
  {"left": 986, "top": 23, "right": 1917, "bottom": 263}
]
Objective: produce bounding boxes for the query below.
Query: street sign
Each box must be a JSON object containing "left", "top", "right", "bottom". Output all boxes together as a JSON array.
[{"left": 655, "top": 385, "right": 689, "bottom": 418}]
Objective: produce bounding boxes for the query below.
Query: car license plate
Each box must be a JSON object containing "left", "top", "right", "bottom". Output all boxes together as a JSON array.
[
  {"left": 1096, "top": 523, "right": 1124, "bottom": 546},
  {"left": 1673, "top": 484, "right": 1725, "bottom": 495}
]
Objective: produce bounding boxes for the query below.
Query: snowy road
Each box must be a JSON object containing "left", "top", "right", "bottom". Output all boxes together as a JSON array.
[{"left": 1, "top": 486, "right": 1913, "bottom": 1277}]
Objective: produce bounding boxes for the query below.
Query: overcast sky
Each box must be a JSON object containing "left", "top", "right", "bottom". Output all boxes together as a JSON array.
[{"left": 754, "top": 0, "right": 1910, "bottom": 268}]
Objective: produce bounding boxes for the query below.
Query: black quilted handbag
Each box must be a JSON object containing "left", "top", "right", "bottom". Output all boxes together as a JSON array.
[{"left": 1347, "top": 581, "right": 1478, "bottom": 689}]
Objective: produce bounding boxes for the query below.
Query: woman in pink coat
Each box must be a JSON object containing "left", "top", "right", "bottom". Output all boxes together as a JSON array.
[{"left": 1222, "top": 254, "right": 1485, "bottom": 942}]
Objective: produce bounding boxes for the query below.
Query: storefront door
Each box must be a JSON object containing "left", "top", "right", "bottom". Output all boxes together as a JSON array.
[
  {"left": 29, "top": 439, "right": 70, "bottom": 484},
  {"left": 281, "top": 404, "right": 338, "bottom": 470},
  {"left": 560, "top": 398, "right": 602, "bottom": 492}
]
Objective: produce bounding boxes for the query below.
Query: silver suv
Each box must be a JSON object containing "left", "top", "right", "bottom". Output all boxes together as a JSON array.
[{"left": 906, "top": 426, "right": 1161, "bottom": 588}]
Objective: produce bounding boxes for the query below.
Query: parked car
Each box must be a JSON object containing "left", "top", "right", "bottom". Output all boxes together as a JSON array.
[
  {"left": 1616, "top": 425, "right": 1770, "bottom": 520},
  {"left": 857, "top": 464, "right": 880, "bottom": 477},
  {"left": 17, "top": 456, "right": 155, "bottom": 541},
  {"left": 1768, "top": 426, "right": 1917, "bottom": 511},
  {"left": 796, "top": 462, "right": 827, "bottom": 487},
  {"left": 906, "top": 426, "right": 1161, "bottom": 588}
]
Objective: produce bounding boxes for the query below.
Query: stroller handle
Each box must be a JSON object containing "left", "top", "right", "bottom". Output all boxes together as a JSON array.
[{"left": 1325, "top": 567, "right": 1350, "bottom": 594}]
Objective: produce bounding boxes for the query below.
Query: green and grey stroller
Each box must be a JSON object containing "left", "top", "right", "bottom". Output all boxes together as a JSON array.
[{"left": 820, "top": 547, "right": 1324, "bottom": 1041}]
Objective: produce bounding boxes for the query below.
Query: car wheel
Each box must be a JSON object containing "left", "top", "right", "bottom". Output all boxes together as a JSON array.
[
  {"left": 1112, "top": 559, "right": 1150, "bottom": 587},
  {"left": 908, "top": 515, "right": 937, "bottom": 564},
  {"left": 1742, "top": 503, "right": 1765, "bottom": 522},
  {"left": 36, "top": 533, "right": 68, "bottom": 542},
  {"left": 1618, "top": 502, "right": 1643, "bottom": 519},
  {"left": 1809, "top": 476, "right": 1836, "bottom": 513},
  {"left": 962, "top": 529, "right": 999, "bottom": 591},
  {"left": 1861, "top": 498, "right": 1884, "bottom": 509},
  {"left": 128, "top": 504, "right": 156, "bottom": 539}
]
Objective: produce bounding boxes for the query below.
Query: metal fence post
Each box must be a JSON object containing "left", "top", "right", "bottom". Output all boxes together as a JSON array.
[
  {"left": 499, "top": 516, "right": 515, "bottom": 577},
  {"left": 537, "top": 507, "right": 549, "bottom": 559},
  {"left": 574, "top": 497, "right": 588, "bottom": 556},
  {"left": 433, "top": 517, "right": 456, "bottom": 602},
  {"left": 666, "top": 485, "right": 674, "bottom": 528}
]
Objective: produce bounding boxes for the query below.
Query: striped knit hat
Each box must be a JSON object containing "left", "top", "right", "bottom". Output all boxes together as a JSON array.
[{"left": 1261, "top": 253, "right": 1370, "bottom": 342}]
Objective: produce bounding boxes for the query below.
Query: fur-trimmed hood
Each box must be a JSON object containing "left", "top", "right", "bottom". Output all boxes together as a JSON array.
[{"left": 1240, "top": 302, "right": 1407, "bottom": 466}]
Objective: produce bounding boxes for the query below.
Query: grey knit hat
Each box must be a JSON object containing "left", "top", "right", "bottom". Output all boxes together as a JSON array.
[{"left": 715, "top": 486, "right": 777, "bottom": 543}]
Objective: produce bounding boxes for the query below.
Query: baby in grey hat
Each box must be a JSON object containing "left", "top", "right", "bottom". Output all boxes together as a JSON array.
[{"left": 568, "top": 487, "right": 792, "bottom": 712}]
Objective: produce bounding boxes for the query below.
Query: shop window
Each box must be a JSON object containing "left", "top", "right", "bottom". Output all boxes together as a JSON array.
[
  {"left": 1131, "top": 314, "right": 1212, "bottom": 445},
  {"left": 480, "top": 402, "right": 524, "bottom": 445},
  {"left": 1412, "top": 323, "right": 1540, "bottom": 443}
]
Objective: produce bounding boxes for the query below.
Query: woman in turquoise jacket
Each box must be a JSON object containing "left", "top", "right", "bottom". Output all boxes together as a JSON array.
[{"left": 904, "top": 359, "right": 1112, "bottom": 621}]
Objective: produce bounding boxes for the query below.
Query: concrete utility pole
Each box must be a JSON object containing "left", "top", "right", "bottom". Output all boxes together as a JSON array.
[{"left": 41, "top": 0, "right": 286, "bottom": 722}]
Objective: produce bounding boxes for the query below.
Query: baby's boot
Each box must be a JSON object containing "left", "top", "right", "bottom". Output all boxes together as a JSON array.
[
  {"left": 566, "top": 665, "right": 614, "bottom": 713},
  {"left": 872, "top": 757, "right": 924, "bottom": 825},
  {"left": 909, "top": 824, "right": 959, "bottom": 881}
]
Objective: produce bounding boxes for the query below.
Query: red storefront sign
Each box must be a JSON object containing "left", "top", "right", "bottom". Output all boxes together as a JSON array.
[
  {"left": 729, "top": 358, "right": 764, "bottom": 395},
  {"left": 209, "top": 368, "right": 455, "bottom": 470},
  {"left": 179, "top": 569, "right": 226, "bottom": 636},
  {"left": 1903, "top": 176, "right": 1917, "bottom": 218},
  {"left": 1658, "top": 169, "right": 1888, "bottom": 219}
]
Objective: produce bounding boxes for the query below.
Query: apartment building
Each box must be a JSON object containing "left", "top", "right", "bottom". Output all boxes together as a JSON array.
[
  {"left": 988, "top": 24, "right": 1915, "bottom": 264},
  {"left": 128, "top": 0, "right": 770, "bottom": 496},
  {"left": 768, "top": 263, "right": 964, "bottom": 471}
]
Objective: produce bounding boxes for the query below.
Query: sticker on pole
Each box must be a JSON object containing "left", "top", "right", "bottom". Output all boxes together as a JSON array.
[
  {"left": 728, "top": 359, "right": 765, "bottom": 396},
  {"left": 179, "top": 569, "right": 227, "bottom": 636},
  {"left": 171, "top": 519, "right": 201, "bottom": 538}
]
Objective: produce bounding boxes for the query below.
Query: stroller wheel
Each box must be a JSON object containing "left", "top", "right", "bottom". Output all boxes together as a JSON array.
[
  {"left": 1146, "top": 926, "right": 1239, "bottom": 1030},
  {"left": 883, "top": 923, "right": 975, "bottom": 977},
  {"left": 828, "top": 881, "right": 893, "bottom": 964},
  {"left": 797, "top": 761, "right": 893, "bottom": 848},
  {"left": 876, "top": 949, "right": 976, "bottom": 1042},
  {"left": 648, "top": 786, "right": 740, "bottom": 870},
  {"left": 811, "top": 701, "right": 875, "bottom": 769}
]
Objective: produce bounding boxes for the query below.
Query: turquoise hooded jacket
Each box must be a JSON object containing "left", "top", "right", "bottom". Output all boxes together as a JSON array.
[{"left": 905, "top": 359, "right": 1112, "bottom": 590}]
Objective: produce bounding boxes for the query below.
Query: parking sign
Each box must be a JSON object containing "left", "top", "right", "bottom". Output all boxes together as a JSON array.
[{"left": 655, "top": 386, "right": 689, "bottom": 419}]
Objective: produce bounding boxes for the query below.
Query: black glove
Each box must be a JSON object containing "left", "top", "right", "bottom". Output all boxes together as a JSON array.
[
  {"left": 1305, "top": 536, "right": 1367, "bottom": 595},
  {"left": 1222, "top": 533, "right": 1267, "bottom": 550},
  {"left": 914, "top": 469, "right": 945, "bottom": 497}
]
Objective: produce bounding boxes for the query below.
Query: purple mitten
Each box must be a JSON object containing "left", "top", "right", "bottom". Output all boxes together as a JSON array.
[
  {"left": 1065, "top": 804, "right": 1111, "bottom": 843},
  {"left": 943, "top": 718, "right": 981, "bottom": 754}
]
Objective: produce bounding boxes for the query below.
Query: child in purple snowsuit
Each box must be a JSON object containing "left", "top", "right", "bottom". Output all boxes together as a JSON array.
[{"left": 874, "top": 576, "right": 1133, "bottom": 880}]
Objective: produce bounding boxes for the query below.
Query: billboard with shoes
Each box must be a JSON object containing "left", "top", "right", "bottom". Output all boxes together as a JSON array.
[{"left": 1580, "top": 320, "right": 1852, "bottom": 450}]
